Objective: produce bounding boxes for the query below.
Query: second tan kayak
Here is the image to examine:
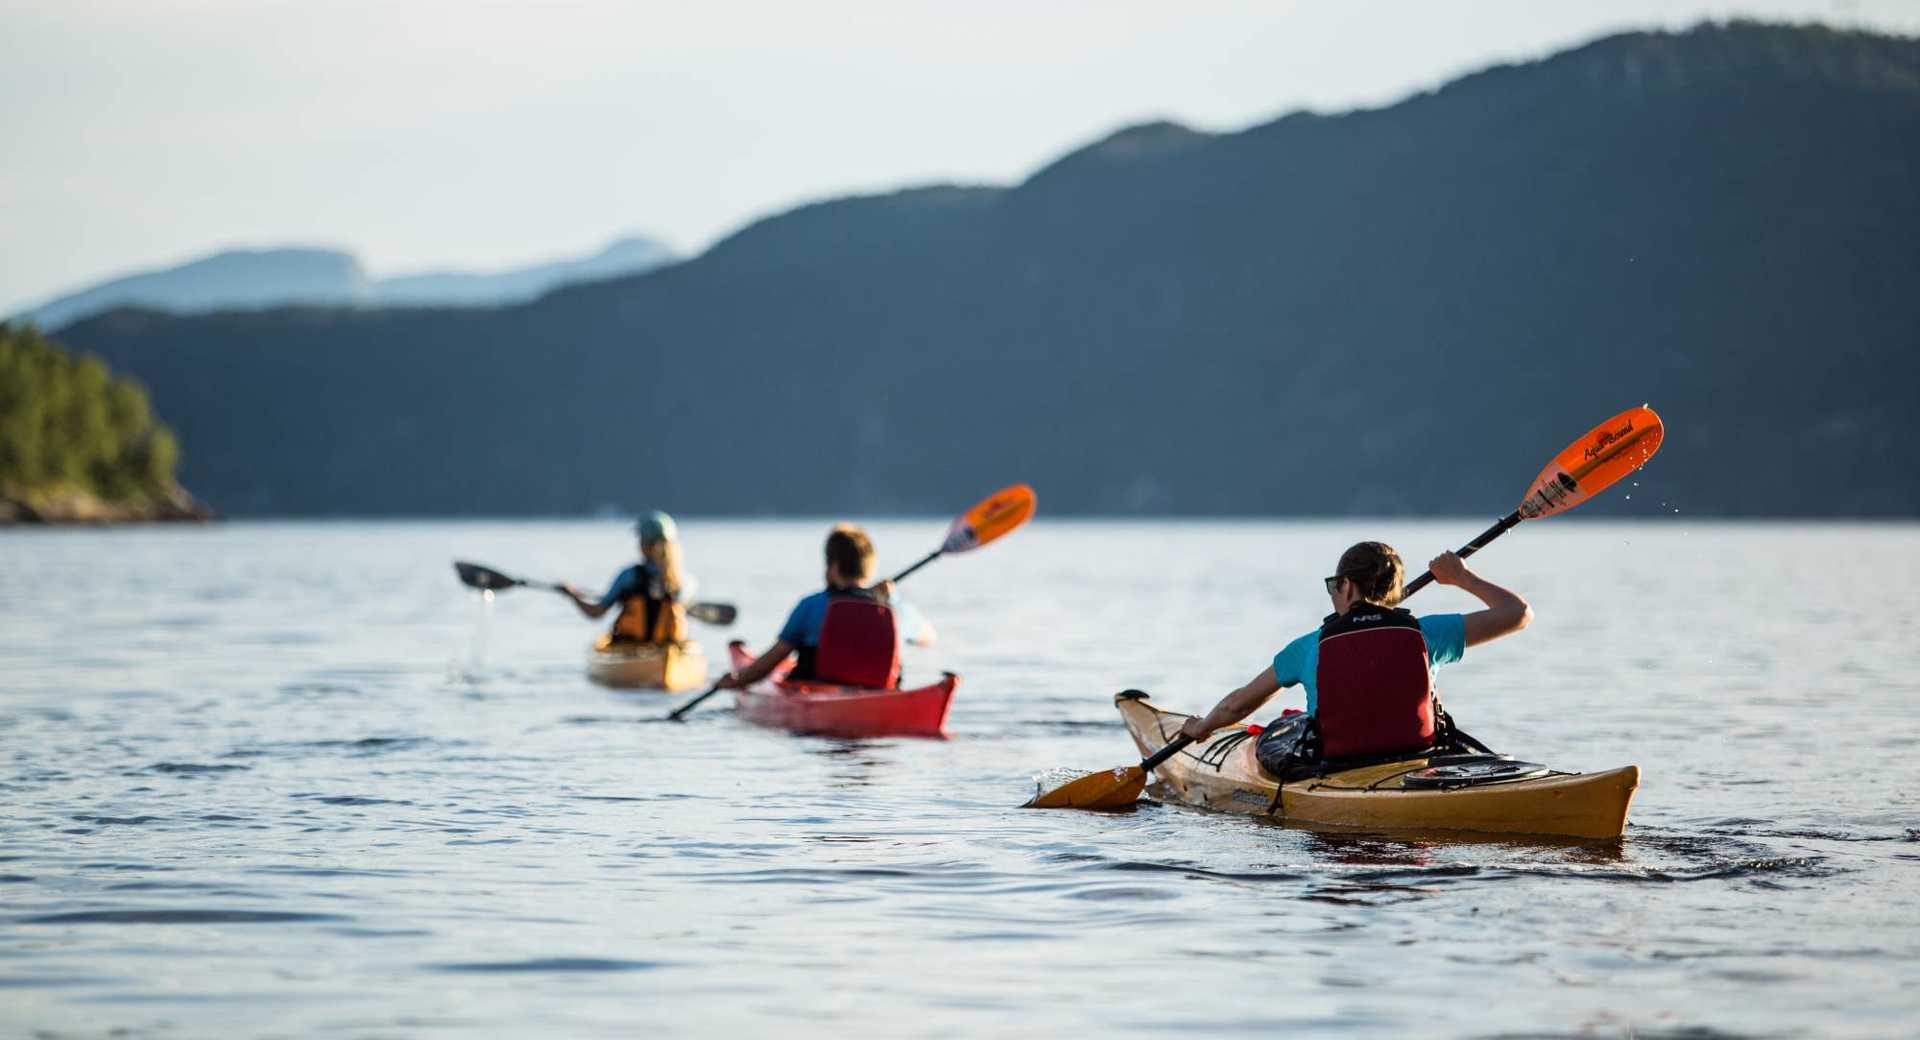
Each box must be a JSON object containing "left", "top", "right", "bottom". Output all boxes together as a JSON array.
[{"left": 586, "top": 638, "right": 708, "bottom": 691}]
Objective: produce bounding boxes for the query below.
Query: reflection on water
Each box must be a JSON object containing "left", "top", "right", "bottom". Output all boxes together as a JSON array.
[{"left": 1, "top": 519, "right": 1916, "bottom": 1037}]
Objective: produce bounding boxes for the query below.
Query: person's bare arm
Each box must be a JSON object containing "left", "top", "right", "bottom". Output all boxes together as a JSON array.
[
  {"left": 1178, "top": 666, "right": 1284, "bottom": 742},
  {"left": 1428, "top": 551, "right": 1532, "bottom": 647},
  {"left": 562, "top": 584, "right": 612, "bottom": 620},
  {"left": 718, "top": 639, "right": 797, "bottom": 688}
]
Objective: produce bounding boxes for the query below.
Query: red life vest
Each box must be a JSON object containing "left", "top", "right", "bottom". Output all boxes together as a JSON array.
[
  {"left": 1313, "top": 604, "right": 1436, "bottom": 759},
  {"left": 811, "top": 596, "right": 901, "bottom": 689}
]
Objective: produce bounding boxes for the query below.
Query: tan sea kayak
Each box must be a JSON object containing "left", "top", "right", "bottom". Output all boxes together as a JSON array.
[
  {"left": 586, "top": 638, "right": 708, "bottom": 691},
  {"left": 1116, "top": 691, "right": 1638, "bottom": 840}
]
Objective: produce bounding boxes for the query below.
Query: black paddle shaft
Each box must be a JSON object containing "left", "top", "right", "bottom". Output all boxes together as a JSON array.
[
  {"left": 890, "top": 549, "right": 943, "bottom": 583},
  {"left": 1399, "top": 511, "right": 1522, "bottom": 601},
  {"left": 666, "top": 680, "right": 724, "bottom": 721},
  {"left": 1142, "top": 733, "right": 1196, "bottom": 772}
]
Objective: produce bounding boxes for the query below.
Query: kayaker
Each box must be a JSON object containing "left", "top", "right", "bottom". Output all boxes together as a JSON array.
[
  {"left": 719, "top": 523, "right": 905, "bottom": 690},
  {"left": 1177, "top": 542, "right": 1530, "bottom": 765},
  {"left": 562, "top": 510, "right": 692, "bottom": 646}
]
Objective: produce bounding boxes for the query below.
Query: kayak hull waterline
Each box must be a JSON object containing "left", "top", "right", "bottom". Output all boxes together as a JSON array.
[
  {"left": 1115, "top": 692, "right": 1637, "bottom": 840},
  {"left": 586, "top": 639, "right": 708, "bottom": 691},
  {"left": 729, "top": 641, "right": 957, "bottom": 738}
]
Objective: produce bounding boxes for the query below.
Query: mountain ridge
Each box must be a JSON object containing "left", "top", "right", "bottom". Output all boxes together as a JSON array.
[
  {"left": 17, "top": 235, "right": 677, "bottom": 330},
  {"left": 53, "top": 22, "right": 1920, "bottom": 518}
]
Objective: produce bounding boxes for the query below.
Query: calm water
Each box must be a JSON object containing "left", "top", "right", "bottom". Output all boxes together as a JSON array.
[{"left": 2, "top": 520, "right": 1916, "bottom": 1038}]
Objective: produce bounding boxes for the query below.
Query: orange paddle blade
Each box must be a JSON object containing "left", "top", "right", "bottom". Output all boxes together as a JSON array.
[
  {"left": 1023, "top": 765, "right": 1146, "bottom": 810},
  {"left": 1517, "top": 405, "right": 1665, "bottom": 519},
  {"left": 940, "top": 483, "right": 1037, "bottom": 554}
]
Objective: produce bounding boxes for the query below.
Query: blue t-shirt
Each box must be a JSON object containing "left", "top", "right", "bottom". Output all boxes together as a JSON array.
[
  {"left": 1272, "top": 613, "right": 1467, "bottom": 716},
  {"left": 777, "top": 590, "right": 835, "bottom": 647},
  {"left": 777, "top": 589, "right": 928, "bottom": 648}
]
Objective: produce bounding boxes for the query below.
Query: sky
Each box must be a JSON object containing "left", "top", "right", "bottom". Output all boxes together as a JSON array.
[{"left": 3, "top": 0, "right": 1916, "bottom": 315}]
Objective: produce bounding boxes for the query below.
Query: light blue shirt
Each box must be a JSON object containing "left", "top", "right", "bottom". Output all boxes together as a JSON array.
[
  {"left": 596, "top": 562, "right": 694, "bottom": 608},
  {"left": 1272, "top": 613, "right": 1467, "bottom": 716},
  {"left": 597, "top": 563, "right": 660, "bottom": 608}
]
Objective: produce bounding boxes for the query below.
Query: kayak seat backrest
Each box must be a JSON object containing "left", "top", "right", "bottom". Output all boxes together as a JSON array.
[
  {"left": 813, "top": 599, "right": 901, "bottom": 689},
  {"left": 1314, "top": 622, "right": 1435, "bottom": 760}
]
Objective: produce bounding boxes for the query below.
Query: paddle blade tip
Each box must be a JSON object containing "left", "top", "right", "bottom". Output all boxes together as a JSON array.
[
  {"left": 942, "top": 483, "right": 1038, "bottom": 554},
  {"left": 1022, "top": 766, "right": 1147, "bottom": 810},
  {"left": 688, "top": 602, "right": 738, "bottom": 626},
  {"left": 1518, "top": 405, "right": 1667, "bottom": 519}
]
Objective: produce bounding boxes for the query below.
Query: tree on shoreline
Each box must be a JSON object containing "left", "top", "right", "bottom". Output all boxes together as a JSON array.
[{"left": 1, "top": 322, "right": 189, "bottom": 517}]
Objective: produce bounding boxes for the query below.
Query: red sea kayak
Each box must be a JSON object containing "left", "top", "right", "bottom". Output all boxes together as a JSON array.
[{"left": 727, "top": 641, "right": 956, "bottom": 738}]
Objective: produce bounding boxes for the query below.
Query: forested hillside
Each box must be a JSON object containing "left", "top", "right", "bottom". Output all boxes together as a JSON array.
[
  {"left": 0, "top": 325, "right": 206, "bottom": 522},
  {"left": 57, "top": 23, "right": 1920, "bottom": 517}
]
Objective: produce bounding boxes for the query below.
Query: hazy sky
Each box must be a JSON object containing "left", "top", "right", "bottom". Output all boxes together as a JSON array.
[{"left": 3, "top": 0, "right": 1915, "bottom": 314}]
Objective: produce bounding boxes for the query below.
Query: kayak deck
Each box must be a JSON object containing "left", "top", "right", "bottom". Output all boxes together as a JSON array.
[
  {"left": 586, "top": 638, "right": 708, "bottom": 691},
  {"left": 1116, "top": 692, "right": 1637, "bottom": 840},
  {"left": 728, "top": 641, "right": 957, "bottom": 739}
]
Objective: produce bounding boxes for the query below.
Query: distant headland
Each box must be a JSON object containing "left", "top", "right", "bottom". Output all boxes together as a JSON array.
[{"left": 0, "top": 324, "right": 211, "bottom": 524}]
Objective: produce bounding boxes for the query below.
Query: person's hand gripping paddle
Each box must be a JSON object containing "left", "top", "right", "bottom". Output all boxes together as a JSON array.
[
  {"left": 1023, "top": 405, "right": 1665, "bottom": 811},
  {"left": 666, "top": 483, "right": 1037, "bottom": 721}
]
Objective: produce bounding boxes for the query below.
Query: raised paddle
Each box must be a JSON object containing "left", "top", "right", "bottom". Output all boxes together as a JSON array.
[
  {"left": 1023, "top": 405, "right": 1666, "bottom": 811},
  {"left": 666, "top": 483, "right": 1037, "bottom": 722},
  {"left": 453, "top": 560, "right": 738, "bottom": 626},
  {"left": 1399, "top": 404, "right": 1665, "bottom": 599}
]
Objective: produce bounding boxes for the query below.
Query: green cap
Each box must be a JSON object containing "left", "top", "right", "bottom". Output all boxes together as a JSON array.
[{"left": 635, "top": 510, "right": 678, "bottom": 544}]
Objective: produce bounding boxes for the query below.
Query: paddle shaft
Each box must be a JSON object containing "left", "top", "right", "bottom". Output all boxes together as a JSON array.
[
  {"left": 891, "top": 549, "right": 942, "bottom": 583},
  {"left": 496, "top": 576, "right": 567, "bottom": 593},
  {"left": 1142, "top": 733, "right": 1195, "bottom": 772},
  {"left": 1399, "top": 511, "right": 1522, "bottom": 600}
]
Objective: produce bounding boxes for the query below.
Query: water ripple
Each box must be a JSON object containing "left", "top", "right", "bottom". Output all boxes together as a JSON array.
[
  {"left": 425, "top": 958, "right": 669, "bottom": 974},
  {"left": 19, "top": 909, "right": 349, "bottom": 925}
]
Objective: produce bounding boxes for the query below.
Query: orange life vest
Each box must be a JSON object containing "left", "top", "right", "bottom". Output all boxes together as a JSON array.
[{"left": 609, "top": 589, "right": 687, "bottom": 645}]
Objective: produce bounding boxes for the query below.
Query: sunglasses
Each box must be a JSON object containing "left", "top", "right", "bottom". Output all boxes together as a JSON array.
[{"left": 1324, "top": 575, "right": 1344, "bottom": 595}]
